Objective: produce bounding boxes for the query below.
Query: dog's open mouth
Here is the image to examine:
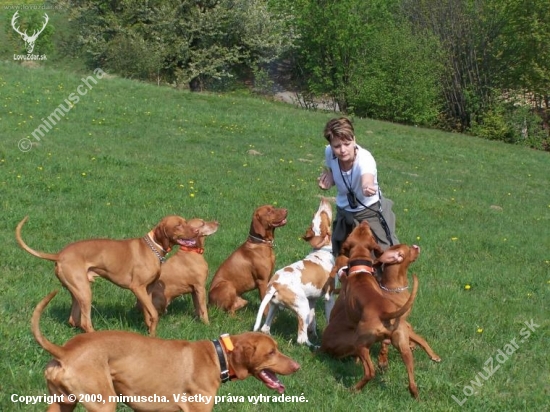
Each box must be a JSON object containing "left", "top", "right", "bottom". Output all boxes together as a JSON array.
[
  {"left": 258, "top": 369, "right": 286, "bottom": 393},
  {"left": 177, "top": 238, "right": 197, "bottom": 247},
  {"left": 272, "top": 218, "right": 287, "bottom": 228}
]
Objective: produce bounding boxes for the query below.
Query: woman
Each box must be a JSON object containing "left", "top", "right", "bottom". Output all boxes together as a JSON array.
[{"left": 318, "top": 117, "right": 399, "bottom": 257}]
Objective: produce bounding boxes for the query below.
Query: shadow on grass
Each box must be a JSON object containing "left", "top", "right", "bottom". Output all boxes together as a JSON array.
[
  {"left": 313, "top": 348, "right": 391, "bottom": 391},
  {"left": 46, "top": 300, "right": 149, "bottom": 334}
]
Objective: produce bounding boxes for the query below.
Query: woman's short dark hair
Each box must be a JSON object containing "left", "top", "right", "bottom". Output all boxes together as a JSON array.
[{"left": 324, "top": 117, "right": 355, "bottom": 143}]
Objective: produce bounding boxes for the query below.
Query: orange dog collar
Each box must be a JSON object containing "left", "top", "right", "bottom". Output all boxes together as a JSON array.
[
  {"left": 347, "top": 258, "right": 375, "bottom": 275},
  {"left": 179, "top": 245, "right": 204, "bottom": 254},
  {"left": 348, "top": 265, "right": 375, "bottom": 274}
]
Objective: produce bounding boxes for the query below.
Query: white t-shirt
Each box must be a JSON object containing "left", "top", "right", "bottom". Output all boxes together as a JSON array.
[{"left": 324, "top": 144, "right": 379, "bottom": 211}]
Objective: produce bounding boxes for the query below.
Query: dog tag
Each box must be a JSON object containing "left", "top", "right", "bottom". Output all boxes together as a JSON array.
[{"left": 220, "top": 333, "right": 234, "bottom": 351}]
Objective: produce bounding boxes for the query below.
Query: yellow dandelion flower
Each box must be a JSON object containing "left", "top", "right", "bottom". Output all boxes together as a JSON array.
[
  {"left": 451, "top": 237, "right": 458, "bottom": 241},
  {"left": 190, "top": 193, "right": 195, "bottom": 198},
  {"left": 477, "top": 328, "right": 483, "bottom": 334},
  {"left": 416, "top": 236, "right": 421, "bottom": 240},
  {"left": 81, "top": 172, "right": 86, "bottom": 176},
  {"left": 464, "top": 284, "right": 471, "bottom": 290}
]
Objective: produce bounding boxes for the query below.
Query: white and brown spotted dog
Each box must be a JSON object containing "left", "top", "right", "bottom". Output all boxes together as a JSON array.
[{"left": 253, "top": 197, "right": 335, "bottom": 347}]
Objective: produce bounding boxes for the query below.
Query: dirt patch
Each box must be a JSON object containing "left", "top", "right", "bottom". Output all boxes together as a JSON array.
[{"left": 273, "top": 91, "right": 340, "bottom": 112}]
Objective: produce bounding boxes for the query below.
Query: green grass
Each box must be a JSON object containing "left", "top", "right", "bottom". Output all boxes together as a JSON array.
[{"left": 1, "top": 60, "right": 549, "bottom": 411}]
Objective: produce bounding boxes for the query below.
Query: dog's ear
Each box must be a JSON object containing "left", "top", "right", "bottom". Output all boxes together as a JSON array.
[
  {"left": 340, "top": 238, "right": 353, "bottom": 256},
  {"left": 228, "top": 340, "right": 256, "bottom": 380},
  {"left": 302, "top": 226, "right": 314, "bottom": 241},
  {"left": 320, "top": 211, "right": 332, "bottom": 238},
  {"left": 252, "top": 211, "right": 268, "bottom": 238},
  {"left": 153, "top": 221, "right": 172, "bottom": 251}
]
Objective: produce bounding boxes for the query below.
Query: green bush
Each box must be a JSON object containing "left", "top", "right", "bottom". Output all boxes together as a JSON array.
[
  {"left": 469, "top": 101, "right": 549, "bottom": 150},
  {"left": 346, "top": 24, "right": 442, "bottom": 126},
  {"left": 104, "top": 34, "right": 164, "bottom": 82},
  {"left": 252, "top": 66, "right": 275, "bottom": 95},
  {"left": 469, "top": 106, "right": 513, "bottom": 142}
]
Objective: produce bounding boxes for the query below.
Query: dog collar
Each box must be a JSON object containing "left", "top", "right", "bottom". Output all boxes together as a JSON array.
[
  {"left": 248, "top": 234, "right": 274, "bottom": 247},
  {"left": 179, "top": 245, "right": 204, "bottom": 254},
  {"left": 379, "top": 283, "right": 409, "bottom": 293},
  {"left": 347, "top": 259, "right": 375, "bottom": 275},
  {"left": 212, "top": 334, "right": 236, "bottom": 383},
  {"left": 143, "top": 232, "right": 167, "bottom": 264}
]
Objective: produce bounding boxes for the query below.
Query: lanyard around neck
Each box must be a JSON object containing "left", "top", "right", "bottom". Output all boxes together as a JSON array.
[{"left": 339, "top": 161, "right": 354, "bottom": 192}]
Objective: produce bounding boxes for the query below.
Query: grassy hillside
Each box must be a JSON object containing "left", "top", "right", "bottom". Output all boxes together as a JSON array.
[{"left": 1, "top": 61, "right": 549, "bottom": 411}]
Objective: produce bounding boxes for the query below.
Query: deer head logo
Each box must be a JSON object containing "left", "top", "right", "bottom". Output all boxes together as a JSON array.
[{"left": 11, "top": 11, "right": 49, "bottom": 54}]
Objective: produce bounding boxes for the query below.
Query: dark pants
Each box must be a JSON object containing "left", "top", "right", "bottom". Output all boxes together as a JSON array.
[{"left": 332, "top": 196, "right": 399, "bottom": 257}]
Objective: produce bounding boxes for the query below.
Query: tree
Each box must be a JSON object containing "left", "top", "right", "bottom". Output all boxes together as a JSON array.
[
  {"left": 494, "top": 0, "right": 550, "bottom": 107},
  {"left": 68, "top": 0, "right": 295, "bottom": 90},
  {"left": 286, "top": 0, "right": 441, "bottom": 124}
]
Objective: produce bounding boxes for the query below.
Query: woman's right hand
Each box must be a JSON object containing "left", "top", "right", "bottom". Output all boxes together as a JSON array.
[{"left": 318, "top": 169, "right": 334, "bottom": 190}]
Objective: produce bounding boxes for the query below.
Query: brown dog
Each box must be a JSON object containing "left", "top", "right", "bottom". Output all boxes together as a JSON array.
[
  {"left": 322, "top": 220, "right": 384, "bottom": 296},
  {"left": 375, "top": 244, "right": 441, "bottom": 370},
  {"left": 33, "top": 290, "right": 301, "bottom": 412},
  {"left": 16, "top": 215, "right": 197, "bottom": 336},
  {"left": 208, "top": 205, "right": 288, "bottom": 314},
  {"left": 320, "top": 238, "right": 422, "bottom": 398},
  {"left": 147, "top": 218, "right": 219, "bottom": 324}
]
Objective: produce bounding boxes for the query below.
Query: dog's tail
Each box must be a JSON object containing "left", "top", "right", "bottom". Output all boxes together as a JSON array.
[
  {"left": 16, "top": 216, "right": 59, "bottom": 261},
  {"left": 253, "top": 286, "right": 276, "bottom": 331},
  {"left": 380, "top": 274, "right": 418, "bottom": 321},
  {"left": 32, "top": 290, "right": 67, "bottom": 359}
]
